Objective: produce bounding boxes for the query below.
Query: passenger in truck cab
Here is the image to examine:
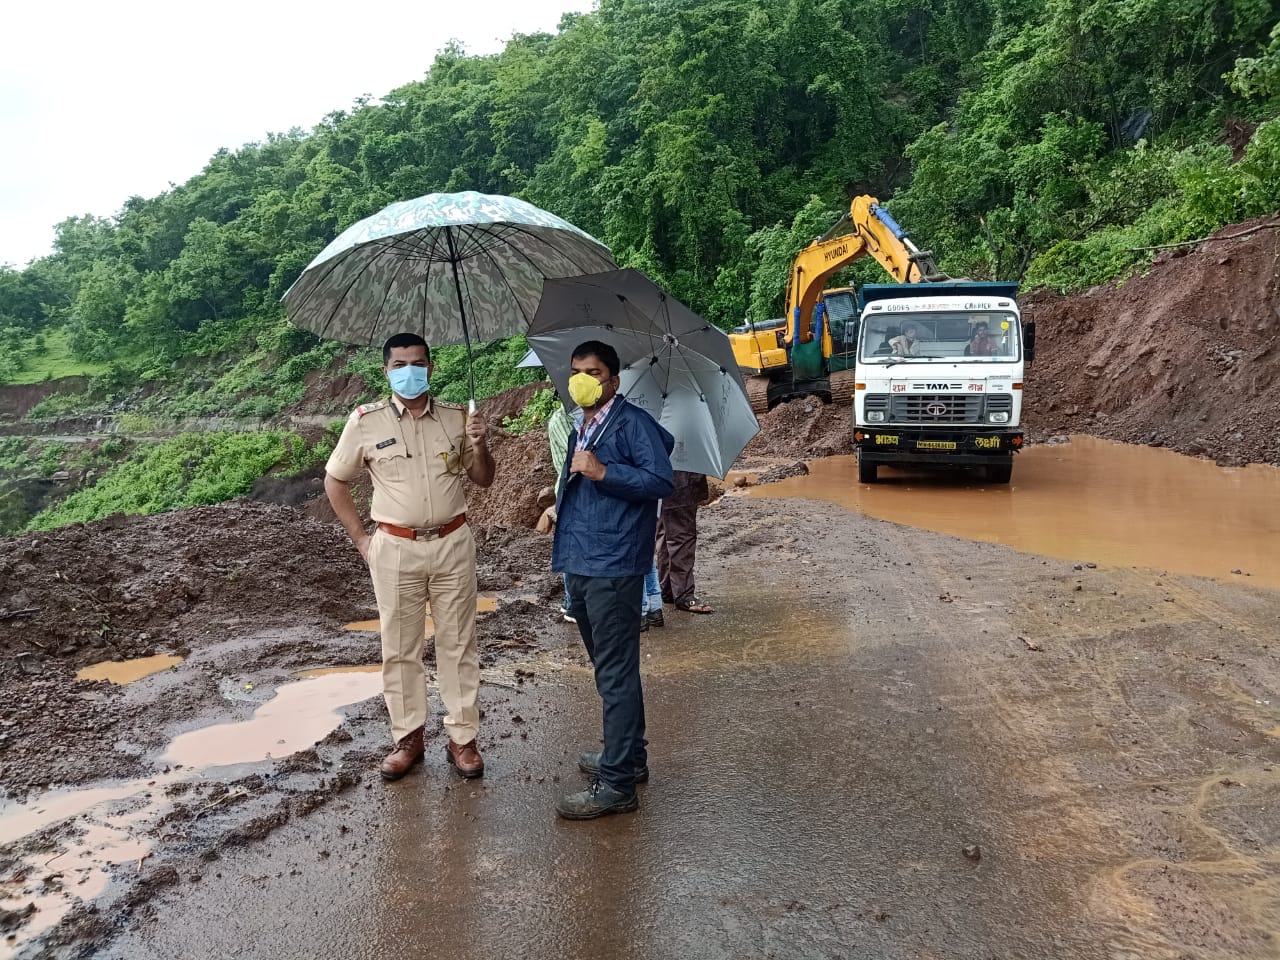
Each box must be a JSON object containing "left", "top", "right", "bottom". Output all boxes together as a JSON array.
[
  {"left": 888, "top": 322, "right": 921, "bottom": 356},
  {"left": 965, "top": 322, "right": 999, "bottom": 357}
]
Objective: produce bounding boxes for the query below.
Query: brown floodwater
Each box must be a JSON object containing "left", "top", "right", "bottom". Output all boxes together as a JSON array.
[
  {"left": 75, "top": 654, "right": 184, "bottom": 684},
  {"left": 746, "top": 436, "right": 1280, "bottom": 589}
]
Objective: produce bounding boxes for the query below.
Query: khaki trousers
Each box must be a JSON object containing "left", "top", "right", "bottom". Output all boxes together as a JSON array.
[{"left": 367, "top": 524, "right": 480, "bottom": 745}]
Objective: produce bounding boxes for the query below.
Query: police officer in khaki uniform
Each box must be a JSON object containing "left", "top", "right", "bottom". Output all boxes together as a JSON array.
[{"left": 324, "top": 333, "right": 495, "bottom": 781}]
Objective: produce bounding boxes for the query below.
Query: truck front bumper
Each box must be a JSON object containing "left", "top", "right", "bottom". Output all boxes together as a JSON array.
[{"left": 853, "top": 427, "right": 1023, "bottom": 464}]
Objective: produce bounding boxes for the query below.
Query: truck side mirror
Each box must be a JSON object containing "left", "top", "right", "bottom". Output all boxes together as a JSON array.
[{"left": 1024, "top": 321, "right": 1036, "bottom": 363}]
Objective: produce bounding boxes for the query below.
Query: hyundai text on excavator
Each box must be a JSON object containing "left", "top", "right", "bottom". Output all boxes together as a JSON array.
[{"left": 729, "top": 196, "right": 1036, "bottom": 484}]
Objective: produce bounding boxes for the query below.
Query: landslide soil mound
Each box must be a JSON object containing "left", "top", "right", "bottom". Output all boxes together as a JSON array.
[
  {"left": 0, "top": 500, "right": 556, "bottom": 669},
  {"left": 1022, "top": 213, "right": 1280, "bottom": 466},
  {"left": 742, "top": 394, "right": 854, "bottom": 461},
  {"left": 0, "top": 500, "right": 557, "bottom": 795}
]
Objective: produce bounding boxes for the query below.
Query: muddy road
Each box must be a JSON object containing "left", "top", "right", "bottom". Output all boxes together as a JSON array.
[{"left": 2, "top": 448, "right": 1280, "bottom": 959}]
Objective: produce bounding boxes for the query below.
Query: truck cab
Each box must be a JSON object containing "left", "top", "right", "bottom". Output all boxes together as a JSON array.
[{"left": 852, "top": 282, "right": 1033, "bottom": 484}]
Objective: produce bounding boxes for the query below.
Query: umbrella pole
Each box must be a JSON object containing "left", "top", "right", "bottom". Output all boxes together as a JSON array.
[{"left": 444, "top": 227, "right": 478, "bottom": 414}]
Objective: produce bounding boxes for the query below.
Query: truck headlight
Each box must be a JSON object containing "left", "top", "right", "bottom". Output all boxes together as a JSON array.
[
  {"left": 988, "top": 412, "right": 1010, "bottom": 424},
  {"left": 867, "top": 411, "right": 885, "bottom": 422}
]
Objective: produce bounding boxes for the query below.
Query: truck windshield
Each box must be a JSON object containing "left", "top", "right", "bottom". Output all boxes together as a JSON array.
[{"left": 859, "top": 311, "right": 1020, "bottom": 362}]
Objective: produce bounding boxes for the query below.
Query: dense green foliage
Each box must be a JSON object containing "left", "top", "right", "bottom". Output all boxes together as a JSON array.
[
  {"left": 26, "top": 432, "right": 300, "bottom": 530},
  {"left": 503, "top": 388, "right": 561, "bottom": 434},
  {"left": 1, "top": 0, "right": 1277, "bottom": 401}
]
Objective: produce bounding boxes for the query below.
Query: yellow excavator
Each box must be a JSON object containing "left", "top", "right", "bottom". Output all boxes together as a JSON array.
[{"left": 730, "top": 195, "right": 947, "bottom": 413}]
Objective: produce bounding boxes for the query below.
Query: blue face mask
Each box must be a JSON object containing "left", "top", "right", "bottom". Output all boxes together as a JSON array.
[{"left": 387, "top": 364, "right": 430, "bottom": 400}]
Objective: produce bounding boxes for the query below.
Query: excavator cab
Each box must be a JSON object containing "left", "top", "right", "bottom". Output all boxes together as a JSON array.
[{"left": 823, "top": 287, "right": 860, "bottom": 373}]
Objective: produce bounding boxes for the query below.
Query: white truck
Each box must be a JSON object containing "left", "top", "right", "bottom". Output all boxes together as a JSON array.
[{"left": 849, "top": 282, "right": 1035, "bottom": 484}]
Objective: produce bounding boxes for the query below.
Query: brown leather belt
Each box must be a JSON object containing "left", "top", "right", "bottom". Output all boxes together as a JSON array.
[{"left": 378, "top": 514, "right": 467, "bottom": 542}]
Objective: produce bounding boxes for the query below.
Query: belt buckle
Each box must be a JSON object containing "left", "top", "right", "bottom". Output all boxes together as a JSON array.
[{"left": 413, "top": 526, "right": 441, "bottom": 541}]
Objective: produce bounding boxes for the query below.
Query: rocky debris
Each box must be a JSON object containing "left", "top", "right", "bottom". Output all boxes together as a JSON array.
[
  {"left": 743, "top": 395, "right": 854, "bottom": 461},
  {"left": 756, "top": 461, "right": 810, "bottom": 484}
]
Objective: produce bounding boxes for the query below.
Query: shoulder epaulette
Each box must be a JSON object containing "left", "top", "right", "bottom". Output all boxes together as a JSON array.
[
  {"left": 354, "top": 399, "right": 391, "bottom": 419},
  {"left": 435, "top": 399, "right": 465, "bottom": 411}
]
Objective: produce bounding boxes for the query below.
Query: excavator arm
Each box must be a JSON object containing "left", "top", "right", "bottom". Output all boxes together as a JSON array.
[
  {"left": 729, "top": 194, "right": 948, "bottom": 411},
  {"left": 786, "top": 195, "right": 946, "bottom": 349}
]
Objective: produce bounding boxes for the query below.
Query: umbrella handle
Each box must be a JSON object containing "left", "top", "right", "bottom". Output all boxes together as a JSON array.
[{"left": 468, "top": 399, "right": 477, "bottom": 415}]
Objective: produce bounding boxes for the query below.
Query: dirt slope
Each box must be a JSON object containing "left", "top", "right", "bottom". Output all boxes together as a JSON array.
[{"left": 1023, "top": 214, "right": 1280, "bottom": 465}]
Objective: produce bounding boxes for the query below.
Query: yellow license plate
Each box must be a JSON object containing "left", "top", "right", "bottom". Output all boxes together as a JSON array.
[{"left": 917, "top": 440, "right": 957, "bottom": 451}]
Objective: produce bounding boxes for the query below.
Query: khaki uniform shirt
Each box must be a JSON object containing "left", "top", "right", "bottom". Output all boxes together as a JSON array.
[{"left": 326, "top": 396, "right": 475, "bottom": 528}]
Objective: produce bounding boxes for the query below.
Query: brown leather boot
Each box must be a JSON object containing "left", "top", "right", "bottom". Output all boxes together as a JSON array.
[
  {"left": 445, "top": 739, "right": 484, "bottom": 778},
  {"left": 380, "top": 727, "right": 424, "bottom": 781}
]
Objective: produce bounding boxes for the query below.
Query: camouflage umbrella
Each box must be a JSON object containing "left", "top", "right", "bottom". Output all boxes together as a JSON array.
[{"left": 282, "top": 191, "right": 615, "bottom": 406}]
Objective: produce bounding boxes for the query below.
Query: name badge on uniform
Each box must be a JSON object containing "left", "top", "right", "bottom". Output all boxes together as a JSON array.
[{"left": 375, "top": 438, "right": 397, "bottom": 450}]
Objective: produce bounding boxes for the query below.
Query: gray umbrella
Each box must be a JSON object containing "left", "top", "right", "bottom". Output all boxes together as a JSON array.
[
  {"left": 281, "top": 190, "right": 616, "bottom": 404},
  {"left": 527, "top": 269, "right": 758, "bottom": 479}
]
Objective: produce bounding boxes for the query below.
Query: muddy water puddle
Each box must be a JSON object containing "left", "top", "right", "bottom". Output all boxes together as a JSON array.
[
  {"left": 0, "top": 668, "right": 383, "bottom": 954},
  {"left": 747, "top": 436, "right": 1280, "bottom": 588},
  {"left": 295, "top": 664, "right": 383, "bottom": 679},
  {"left": 163, "top": 670, "right": 383, "bottom": 768},
  {"left": 343, "top": 595, "right": 499, "bottom": 635},
  {"left": 75, "top": 654, "right": 184, "bottom": 684}
]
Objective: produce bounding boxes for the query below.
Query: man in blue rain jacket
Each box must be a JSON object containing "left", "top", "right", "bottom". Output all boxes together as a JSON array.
[{"left": 552, "top": 340, "right": 674, "bottom": 820}]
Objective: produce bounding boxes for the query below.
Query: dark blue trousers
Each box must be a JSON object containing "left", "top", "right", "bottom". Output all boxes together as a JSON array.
[{"left": 566, "top": 573, "right": 647, "bottom": 794}]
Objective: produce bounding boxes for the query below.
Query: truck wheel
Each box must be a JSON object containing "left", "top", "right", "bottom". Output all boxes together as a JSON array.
[
  {"left": 858, "top": 457, "right": 878, "bottom": 484},
  {"left": 987, "top": 462, "right": 1013, "bottom": 484}
]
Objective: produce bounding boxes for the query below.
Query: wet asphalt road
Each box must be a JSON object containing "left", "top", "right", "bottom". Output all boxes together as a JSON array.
[
  {"left": 102, "top": 602, "right": 1104, "bottom": 958},
  {"left": 59, "top": 492, "right": 1280, "bottom": 959}
]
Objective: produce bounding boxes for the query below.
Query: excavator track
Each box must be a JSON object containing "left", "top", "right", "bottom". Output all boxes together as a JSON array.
[
  {"left": 745, "top": 376, "right": 771, "bottom": 415},
  {"left": 829, "top": 369, "right": 858, "bottom": 406}
]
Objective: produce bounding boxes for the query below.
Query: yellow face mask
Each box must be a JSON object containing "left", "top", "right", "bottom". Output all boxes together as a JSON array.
[{"left": 568, "top": 371, "right": 605, "bottom": 408}]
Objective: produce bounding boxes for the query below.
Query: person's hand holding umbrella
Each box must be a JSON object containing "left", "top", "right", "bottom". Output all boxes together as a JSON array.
[{"left": 465, "top": 406, "right": 493, "bottom": 485}]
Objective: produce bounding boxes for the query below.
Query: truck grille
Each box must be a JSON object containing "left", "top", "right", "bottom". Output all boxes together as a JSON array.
[{"left": 890, "top": 395, "right": 982, "bottom": 423}]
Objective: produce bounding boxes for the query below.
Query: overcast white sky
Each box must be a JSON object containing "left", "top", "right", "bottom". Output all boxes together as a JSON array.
[{"left": 0, "top": 0, "right": 593, "bottom": 268}]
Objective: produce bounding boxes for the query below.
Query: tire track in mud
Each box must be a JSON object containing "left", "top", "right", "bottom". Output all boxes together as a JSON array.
[{"left": 904, "top": 532, "right": 1280, "bottom": 959}]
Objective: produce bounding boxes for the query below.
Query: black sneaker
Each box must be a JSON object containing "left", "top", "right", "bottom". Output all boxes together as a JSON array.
[
  {"left": 555, "top": 779, "right": 639, "bottom": 820},
  {"left": 646, "top": 609, "right": 665, "bottom": 628},
  {"left": 578, "top": 750, "right": 649, "bottom": 784}
]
